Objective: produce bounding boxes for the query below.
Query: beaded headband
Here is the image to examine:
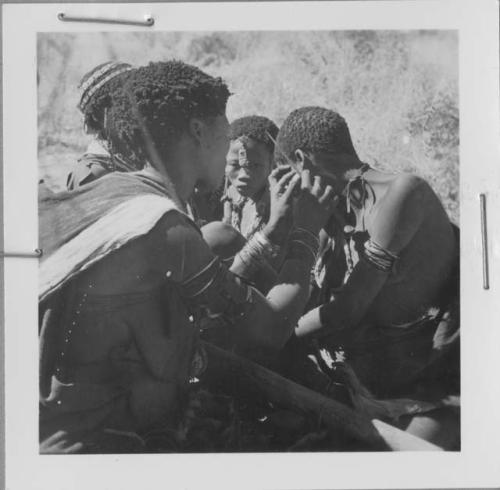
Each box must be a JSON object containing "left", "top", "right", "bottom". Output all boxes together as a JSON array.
[{"left": 78, "top": 62, "right": 133, "bottom": 113}]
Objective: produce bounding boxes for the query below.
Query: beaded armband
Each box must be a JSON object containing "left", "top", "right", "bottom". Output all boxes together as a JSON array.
[
  {"left": 234, "top": 231, "right": 281, "bottom": 275},
  {"left": 361, "top": 238, "right": 399, "bottom": 273},
  {"left": 180, "top": 257, "right": 256, "bottom": 330},
  {"left": 287, "top": 227, "right": 320, "bottom": 264}
]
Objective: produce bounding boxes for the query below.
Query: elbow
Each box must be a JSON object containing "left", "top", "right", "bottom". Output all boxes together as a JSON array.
[
  {"left": 253, "top": 315, "right": 294, "bottom": 352},
  {"left": 238, "top": 319, "right": 294, "bottom": 353},
  {"left": 319, "top": 300, "right": 363, "bottom": 332}
]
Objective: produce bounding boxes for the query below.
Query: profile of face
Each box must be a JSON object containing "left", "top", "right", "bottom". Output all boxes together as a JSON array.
[
  {"left": 293, "top": 149, "right": 344, "bottom": 195},
  {"left": 196, "top": 114, "right": 231, "bottom": 192},
  {"left": 225, "top": 137, "right": 273, "bottom": 199}
]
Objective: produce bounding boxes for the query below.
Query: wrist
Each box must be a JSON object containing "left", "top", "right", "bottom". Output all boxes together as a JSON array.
[
  {"left": 262, "top": 222, "right": 288, "bottom": 246},
  {"left": 234, "top": 231, "right": 281, "bottom": 276},
  {"left": 294, "top": 221, "right": 322, "bottom": 236},
  {"left": 288, "top": 227, "right": 320, "bottom": 260}
]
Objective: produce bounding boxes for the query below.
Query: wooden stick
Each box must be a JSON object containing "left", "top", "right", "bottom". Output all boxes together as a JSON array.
[{"left": 202, "top": 341, "right": 442, "bottom": 451}]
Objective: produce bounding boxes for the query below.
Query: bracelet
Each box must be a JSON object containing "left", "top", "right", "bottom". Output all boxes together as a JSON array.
[
  {"left": 289, "top": 228, "right": 320, "bottom": 251},
  {"left": 287, "top": 239, "right": 318, "bottom": 264},
  {"left": 235, "top": 231, "right": 281, "bottom": 275},
  {"left": 253, "top": 231, "right": 282, "bottom": 260},
  {"left": 361, "top": 238, "right": 398, "bottom": 273},
  {"left": 293, "top": 227, "right": 320, "bottom": 245}
]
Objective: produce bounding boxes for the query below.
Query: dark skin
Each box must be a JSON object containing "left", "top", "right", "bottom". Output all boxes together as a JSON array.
[
  {"left": 294, "top": 151, "right": 456, "bottom": 337},
  {"left": 225, "top": 137, "right": 273, "bottom": 199},
  {"left": 60, "top": 110, "right": 334, "bottom": 431},
  {"left": 225, "top": 137, "right": 274, "bottom": 236}
]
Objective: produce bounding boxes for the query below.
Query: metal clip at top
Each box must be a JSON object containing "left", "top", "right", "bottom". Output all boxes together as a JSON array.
[
  {"left": 0, "top": 249, "right": 43, "bottom": 259},
  {"left": 58, "top": 12, "right": 154, "bottom": 27},
  {"left": 480, "top": 193, "right": 489, "bottom": 290}
]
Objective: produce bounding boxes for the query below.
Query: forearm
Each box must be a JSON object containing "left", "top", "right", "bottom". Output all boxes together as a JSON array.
[
  {"left": 236, "top": 232, "right": 318, "bottom": 349},
  {"left": 237, "top": 255, "right": 315, "bottom": 349},
  {"left": 296, "top": 262, "right": 389, "bottom": 338},
  {"left": 229, "top": 221, "right": 290, "bottom": 294}
]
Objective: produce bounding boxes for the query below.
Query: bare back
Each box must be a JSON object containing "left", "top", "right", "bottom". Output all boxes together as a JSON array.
[{"left": 354, "top": 171, "right": 457, "bottom": 325}]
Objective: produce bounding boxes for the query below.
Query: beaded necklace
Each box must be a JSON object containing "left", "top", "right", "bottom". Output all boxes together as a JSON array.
[
  {"left": 313, "top": 163, "right": 375, "bottom": 287},
  {"left": 225, "top": 186, "right": 269, "bottom": 239}
]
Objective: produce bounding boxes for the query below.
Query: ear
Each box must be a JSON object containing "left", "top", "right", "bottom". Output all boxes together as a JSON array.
[
  {"left": 294, "top": 149, "right": 307, "bottom": 171},
  {"left": 188, "top": 118, "right": 205, "bottom": 145}
]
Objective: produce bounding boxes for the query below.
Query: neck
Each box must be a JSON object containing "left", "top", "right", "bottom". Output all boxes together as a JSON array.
[
  {"left": 340, "top": 159, "right": 365, "bottom": 184},
  {"left": 144, "top": 156, "right": 197, "bottom": 203},
  {"left": 247, "top": 184, "right": 267, "bottom": 202},
  {"left": 339, "top": 162, "right": 371, "bottom": 213}
]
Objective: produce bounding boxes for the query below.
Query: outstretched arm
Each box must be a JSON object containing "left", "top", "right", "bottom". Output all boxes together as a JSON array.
[
  {"left": 157, "top": 170, "right": 333, "bottom": 351},
  {"left": 296, "top": 174, "right": 431, "bottom": 337}
]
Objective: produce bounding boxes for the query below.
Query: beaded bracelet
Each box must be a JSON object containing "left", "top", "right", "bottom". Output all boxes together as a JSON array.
[
  {"left": 235, "top": 231, "right": 281, "bottom": 275},
  {"left": 293, "top": 227, "right": 320, "bottom": 245},
  {"left": 361, "top": 238, "right": 399, "bottom": 273},
  {"left": 289, "top": 227, "right": 320, "bottom": 251},
  {"left": 287, "top": 239, "right": 318, "bottom": 264},
  {"left": 287, "top": 228, "right": 320, "bottom": 264}
]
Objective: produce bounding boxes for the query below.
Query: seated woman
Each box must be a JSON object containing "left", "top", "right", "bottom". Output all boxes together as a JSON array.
[
  {"left": 222, "top": 115, "right": 279, "bottom": 239},
  {"left": 39, "top": 62, "right": 333, "bottom": 453},
  {"left": 66, "top": 61, "right": 137, "bottom": 190},
  {"left": 275, "top": 107, "right": 459, "bottom": 447}
]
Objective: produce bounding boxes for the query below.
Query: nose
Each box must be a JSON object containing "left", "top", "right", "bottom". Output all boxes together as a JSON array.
[{"left": 237, "top": 168, "right": 250, "bottom": 180}]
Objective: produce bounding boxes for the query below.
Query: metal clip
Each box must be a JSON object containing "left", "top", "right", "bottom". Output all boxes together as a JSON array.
[
  {"left": 57, "top": 12, "right": 154, "bottom": 27},
  {"left": 0, "top": 249, "right": 43, "bottom": 259},
  {"left": 480, "top": 193, "right": 489, "bottom": 290}
]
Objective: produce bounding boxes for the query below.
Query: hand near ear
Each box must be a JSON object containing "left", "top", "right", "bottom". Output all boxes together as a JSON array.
[
  {"left": 263, "top": 166, "right": 301, "bottom": 244},
  {"left": 294, "top": 170, "right": 336, "bottom": 236}
]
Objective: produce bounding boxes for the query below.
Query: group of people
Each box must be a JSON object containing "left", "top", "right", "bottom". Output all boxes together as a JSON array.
[{"left": 39, "top": 60, "right": 460, "bottom": 453}]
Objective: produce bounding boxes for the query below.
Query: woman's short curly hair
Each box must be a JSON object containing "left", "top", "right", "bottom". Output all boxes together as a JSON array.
[
  {"left": 104, "top": 60, "right": 231, "bottom": 165},
  {"left": 274, "top": 107, "right": 357, "bottom": 166},
  {"left": 228, "top": 115, "right": 278, "bottom": 152}
]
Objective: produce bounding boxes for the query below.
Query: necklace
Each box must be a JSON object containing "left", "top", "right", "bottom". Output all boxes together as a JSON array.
[{"left": 343, "top": 163, "right": 375, "bottom": 231}]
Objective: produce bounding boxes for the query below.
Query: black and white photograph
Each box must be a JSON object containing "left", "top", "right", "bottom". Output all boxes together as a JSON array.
[
  {"left": 3, "top": 0, "right": 500, "bottom": 488},
  {"left": 37, "top": 28, "right": 461, "bottom": 454}
]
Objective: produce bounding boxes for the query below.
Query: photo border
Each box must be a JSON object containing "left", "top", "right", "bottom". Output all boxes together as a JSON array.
[{"left": 2, "top": 1, "right": 500, "bottom": 489}]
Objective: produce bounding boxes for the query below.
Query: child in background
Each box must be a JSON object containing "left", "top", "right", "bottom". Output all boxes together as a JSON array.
[
  {"left": 66, "top": 61, "right": 136, "bottom": 190},
  {"left": 222, "top": 116, "right": 279, "bottom": 239}
]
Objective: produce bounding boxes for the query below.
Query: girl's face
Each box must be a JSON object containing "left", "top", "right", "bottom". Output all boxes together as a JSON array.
[{"left": 225, "top": 137, "right": 273, "bottom": 199}]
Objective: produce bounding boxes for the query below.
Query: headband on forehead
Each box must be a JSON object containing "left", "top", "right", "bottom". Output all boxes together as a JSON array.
[{"left": 78, "top": 61, "right": 133, "bottom": 114}]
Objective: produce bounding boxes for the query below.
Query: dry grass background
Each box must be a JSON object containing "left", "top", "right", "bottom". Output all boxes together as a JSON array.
[{"left": 38, "top": 30, "right": 459, "bottom": 222}]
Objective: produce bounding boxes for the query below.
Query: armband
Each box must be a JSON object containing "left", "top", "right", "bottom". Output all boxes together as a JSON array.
[
  {"left": 361, "top": 239, "right": 398, "bottom": 273},
  {"left": 235, "top": 231, "right": 281, "bottom": 275},
  {"left": 286, "top": 227, "right": 320, "bottom": 264}
]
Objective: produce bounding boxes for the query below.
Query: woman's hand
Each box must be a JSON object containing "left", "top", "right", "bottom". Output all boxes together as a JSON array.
[
  {"left": 40, "top": 431, "right": 84, "bottom": 454},
  {"left": 294, "top": 170, "right": 336, "bottom": 236},
  {"left": 263, "top": 166, "right": 301, "bottom": 244}
]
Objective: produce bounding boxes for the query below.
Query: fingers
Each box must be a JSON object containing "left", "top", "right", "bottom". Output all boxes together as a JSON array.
[
  {"left": 277, "top": 169, "right": 298, "bottom": 192},
  {"left": 282, "top": 173, "right": 301, "bottom": 199},
  {"left": 42, "top": 430, "right": 68, "bottom": 446},
  {"left": 300, "top": 169, "right": 312, "bottom": 191},
  {"left": 319, "top": 185, "right": 335, "bottom": 205},
  {"left": 268, "top": 165, "right": 291, "bottom": 187},
  {"left": 40, "top": 431, "right": 84, "bottom": 454},
  {"left": 62, "top": 442, "right": 84, "bottom": 454},
  {"left": 311, "top": 175, "right": 323, "bottom": 196}
]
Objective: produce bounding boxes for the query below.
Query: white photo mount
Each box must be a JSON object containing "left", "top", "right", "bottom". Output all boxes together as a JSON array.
[{"left": 2, "top": 1, "right": 500, "bottom": 489}]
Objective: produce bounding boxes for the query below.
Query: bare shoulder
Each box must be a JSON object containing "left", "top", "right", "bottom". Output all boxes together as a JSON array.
[
  {"left": 369, "top": 173, "right": 438, "bottom": 251},
  {"left": 380, "top": 173, "right": 436, "bottom": 212},
  {"left": 388, "top": 173, "right": 431, "bottom": 198}
]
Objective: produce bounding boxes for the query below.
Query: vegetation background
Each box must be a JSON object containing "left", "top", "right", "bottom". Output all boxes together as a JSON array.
[{"left": 38, "top": 30, "right": 459, "bottom": 222}]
